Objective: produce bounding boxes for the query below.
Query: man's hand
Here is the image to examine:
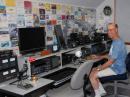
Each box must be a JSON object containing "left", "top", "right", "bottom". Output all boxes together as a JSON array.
[
  {"left": 92, "top": 67, "right": 99, "bottom": 72},
  {"left": 91, "top": 54, "right": 100, "bottom": 59},
  {"left": 91, "top": 67, "right": 99, "bottom": 75}
]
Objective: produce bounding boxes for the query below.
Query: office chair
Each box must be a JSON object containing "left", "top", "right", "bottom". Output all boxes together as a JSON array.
[
  {"left": 71, "top": 52, "right": 130, "bottom": 97},
  {"left": 70, "top": 58, "right": 108, "bottom": 97},
  {"left": 99, "top": 52, "right": 130, "bottom": 97},
  {"left": 70, "top": 60, "right": 95, "bottom": 97}
]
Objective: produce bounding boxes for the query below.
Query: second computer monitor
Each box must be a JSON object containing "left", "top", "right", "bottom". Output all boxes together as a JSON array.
[{"left": 54, "top": 25, "right": 66, "bottom": 49}]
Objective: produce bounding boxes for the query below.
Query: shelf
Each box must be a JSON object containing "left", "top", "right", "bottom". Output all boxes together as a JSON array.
[
  {"left": 26, "top": 40, "right": 111, "bottom": 61},
  {"left": 32, "top": 45, "right": 85, "bottom": 60},
  {"left": 27, "top": 40, "right": 111, "bottom": 78}
]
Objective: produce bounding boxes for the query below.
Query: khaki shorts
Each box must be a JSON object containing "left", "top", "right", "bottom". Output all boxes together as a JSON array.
[{"left": 97, "top": 68, "right": 117, "bottom": 78}]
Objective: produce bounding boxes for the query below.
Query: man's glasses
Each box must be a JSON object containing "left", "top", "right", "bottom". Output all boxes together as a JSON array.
[{"left": 107, "top": 28, "right": 115, "bottom": 32}]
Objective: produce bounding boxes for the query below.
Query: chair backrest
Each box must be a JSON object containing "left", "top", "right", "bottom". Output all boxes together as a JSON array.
[
  {"left": 125, "top": 52, "right": 130, "bottom": 72},
  {"left": 70, "top": 60, "right": 94, "bottom": 89}
]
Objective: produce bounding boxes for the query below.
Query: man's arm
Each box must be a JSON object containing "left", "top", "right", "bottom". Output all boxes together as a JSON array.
[
  {"left": 97, "top": 59, "right": 114, "bottom": 71},
  {"left": 91, "top": 54, "right": 109, "bottom": 60}
]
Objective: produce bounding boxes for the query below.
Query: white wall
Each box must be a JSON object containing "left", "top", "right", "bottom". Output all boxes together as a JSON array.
[
  {"left": 96, "top": 0, "right": 114, "bottom": 32},
  {"left": 116, "top": 0, "right": 130, "bottom": 42},
  {"left": 39, "top": 0, "right": 105, "bottom": 8},
  {"left": 95, "top": 0, "right": 130, "bottom": 42}
]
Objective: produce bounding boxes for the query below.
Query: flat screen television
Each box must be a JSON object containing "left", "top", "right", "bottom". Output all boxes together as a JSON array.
[{"left": 18, "top": 27, "right": 46, "bottom": 55}]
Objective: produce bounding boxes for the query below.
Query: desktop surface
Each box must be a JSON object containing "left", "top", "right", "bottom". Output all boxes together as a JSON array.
[{"left": 0, "top": 78, "right": 54, "bottom": 97}]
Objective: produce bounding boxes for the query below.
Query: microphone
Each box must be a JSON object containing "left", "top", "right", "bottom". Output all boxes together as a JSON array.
[
  {"left": 18, "top": 61, "right": 28, "bottom": 81},
  {"left": 20, "top": 63, "right": 28, "bottom": 73}
]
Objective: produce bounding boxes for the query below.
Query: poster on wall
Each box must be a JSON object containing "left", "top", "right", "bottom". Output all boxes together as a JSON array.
[
  {"left": 56, "top": 4, "right": 61, "bottom": 12},
  {"left": 40, "top": 20, "right": 46, "bottom": 26},
  {"left": 38, "top": 2, "right": 44, "bottom": 9},
  {"left": 0, "top": 0, "right": 5, "bottom": 5},
  {"left": 51, "top": 19, "right": 57, "bottom": 25},
  {"left": 46, "top": 20, "right": 51, "bottom": 25},
  {"left": 8, "top": 24, "right": 18, "bottom": 47},
  {"left": 16, "top": 7, "right": 24, "bottom": 15},
  {"left": 8, "top": 24, "right": 17, "bottom": 38},
  {"left": 24, "top": 1, "right": 32, "bottom": 14},
  {"left": 0, "top": 5, "right": 6, "bottom": 14},
  {"left": 0, "top": 6, "right": 8, "bottom": 28},
  {"left": 6, "top": 7, "right": 16, "bottom": 23},
  {"left": 0, "top": 41, "right": 11, "bottom": 48},
  {"left": 32, "top": 7, "right": 39, "bottom": 15},
  {"left": 51, "top": 4, "right": 56, "bottom": 14},
  {"left": 11, "top": 39, "right": 18, "bottom": 47},
  {"left": 62, "top": 5, "right": 72, "bottom": 15},
  {"left": 44, "top": 3, "right": 51, "bottom": 11},
  {"left": 57, "top": 20, "right": 62, "bottom": 25},
  {"left": 17, "top": 14, "right": 25, "bottom": 27},
  {"left": 0, "top": 29, "right": 8, "bottom": 34},
  {"left": 0, "top": 14, "right": 8, "bottom": 28},
  {"left": 0, "top": 34, "right": 11, "bottom": 48},
  {"left": 56, "top": 15, "right": 61, "bottom": 20},
  {"left": 7, "top": 14, "right": 17, "bottom": 24},
  {"left": 39, "top": 8, "right": 45, "bottom": 14},
  {"left": 67, "top": 6, "right": 72, "bottom": 14},
  {"left": 5, "top": 0, "right": 16, "bottom": 7},
  {"left": 45, "top": 25, "right": 54, "bottom": 45},
  {"left": 32, "top": 0, "right": 38, "bottom": 8},
  {"left": 6, "top": 7, "right": 16, "bottom": 14},
  {"left": 40, "top": 14, "right": 45, "bottom": 20},
  {"left": 16, "top": 0, "right": 24, "bottom": 7},
  {"left": 25, "top": 14, "right": 33, "bottom": 27},
  {"left": 33, "top": 14, "right": 40, "bottom": 27},
  {"left": 45, "top": 14, "right": 49, "bottom": 20}
]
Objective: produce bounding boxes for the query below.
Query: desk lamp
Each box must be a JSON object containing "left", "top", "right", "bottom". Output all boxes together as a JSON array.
[{"left": 74, "top": 50, "right": 85, "bottom": 65}]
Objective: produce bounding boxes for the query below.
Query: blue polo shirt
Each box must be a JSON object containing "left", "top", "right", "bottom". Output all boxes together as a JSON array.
[{"left": 109, "top": 38, "right": 127, "bottom": 74}]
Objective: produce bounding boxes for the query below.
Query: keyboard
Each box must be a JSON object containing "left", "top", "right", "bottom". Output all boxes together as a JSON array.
[{"left": 42, "top": 67, "right": 76, "bottom": 87}]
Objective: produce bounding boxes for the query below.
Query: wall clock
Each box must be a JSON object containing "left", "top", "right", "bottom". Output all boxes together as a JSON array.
[{"left": 103, "top": 6, "right": 112, "bottom": 16}]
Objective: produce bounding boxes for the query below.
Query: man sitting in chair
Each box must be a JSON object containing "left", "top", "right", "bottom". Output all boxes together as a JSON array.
[{"left": 89, "top": 23, "right": 127, "bottom": 97}]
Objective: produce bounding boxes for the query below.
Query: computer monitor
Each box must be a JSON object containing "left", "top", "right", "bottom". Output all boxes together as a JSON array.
[
  {"left": 54, "top": 25, "right": 66, "bottom": 49},
  {"left": 18, "top": 27, "right": 46, "bottom": 55}
]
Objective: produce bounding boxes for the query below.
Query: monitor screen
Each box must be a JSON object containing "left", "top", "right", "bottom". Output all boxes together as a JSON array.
[
  {"left": 18, "top": 27, "right": 45, "bottom": 55},
  {"left": 54, "top": 25, "right": 66, "bottom": 49}
]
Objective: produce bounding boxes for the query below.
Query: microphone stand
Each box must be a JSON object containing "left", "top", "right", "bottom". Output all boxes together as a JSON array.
[{"left": 10, "top": 62, "right": 33, "bottom": 89}]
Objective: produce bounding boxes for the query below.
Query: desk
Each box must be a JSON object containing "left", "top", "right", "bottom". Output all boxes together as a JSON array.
[
  {"left": 0, "top": 57, "right": 107, "bottom": 97},
  {"left": 0, "top": 78, "right": 54, "bottom": 97}
]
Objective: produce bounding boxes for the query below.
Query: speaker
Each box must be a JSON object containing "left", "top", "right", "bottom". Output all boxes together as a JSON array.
[
  {"left": 0, "top": 55, "right": 18, "bottom": 83},
  {"left": 62, "top": 53, "right": 76, "bottom": 65}
]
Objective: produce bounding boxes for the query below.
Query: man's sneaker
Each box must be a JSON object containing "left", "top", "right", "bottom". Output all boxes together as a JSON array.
[
  {"left": 99, "top": 90, "right": 107, "bottom": 96},
  {"left": 95, "top": 94, "right": 101, "bottom": 97}
]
